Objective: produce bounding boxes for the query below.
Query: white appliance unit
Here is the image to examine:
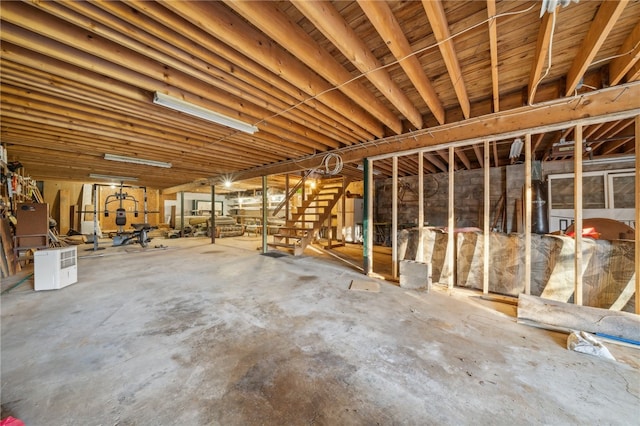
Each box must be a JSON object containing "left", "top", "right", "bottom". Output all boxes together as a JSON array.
[{"left": 34, "top": 246, "right": 78, "bottom": 291}]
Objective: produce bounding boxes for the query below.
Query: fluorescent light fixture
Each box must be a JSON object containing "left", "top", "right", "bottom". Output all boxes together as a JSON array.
[
  {"left": 104, "top": 153, "right": 171, "bottom": 168},
  {"left": 89, "top": 173, "right": 138, "bottom": 182},
  {"left": 153, "top": 92, "right": 258, "bottom": 134},
  {"left": 509, "top": 138, "right": 523, "bottom": 160}
]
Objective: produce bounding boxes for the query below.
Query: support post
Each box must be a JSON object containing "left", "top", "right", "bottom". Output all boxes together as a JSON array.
[
  {"left": 447, "top": 147, "right": 455, "bottom": 289},
  {"left": 143, "top": 186, "right": 148, "bottom": 224},
  {"left": 262, "top": 176, "right": 268, "bottom": 254},
  {"left": 341, "top": 176, "right": 347, "bottom": 243},
  {"left": 211, "top": 185, "right": 216, "bottom": 244},
  {"left": 392, "top": 156, "right": 398, "bottom": 279},
  {"left": 180, "top": 191, "right": 185, "bottom": 238},
  {"left": 363, "top": 158, "right": 373, "bottom": 275},
  {"left": 574, "top": 124, "right": 583, "bottom": 306},
  {"left": 93, "top": 184, "right": 99, "bottom": 251},
  {"left": 524, "top": 133, "right": 532, "bottom": 295},
  {"left": 417, "top": 152, "right": 424, "bottom": 262},
  {"left": 483, "top": 141, "right": 490, "bottom": 294},
  {"left": 635, "top": 115, "right": 639, "bottom": 314},
  {"left": 285, "top": 174, "right": 290, "bottom": 221}
]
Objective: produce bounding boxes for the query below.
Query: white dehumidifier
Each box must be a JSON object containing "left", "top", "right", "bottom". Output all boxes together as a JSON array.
[{"left": 34, "top": 246, "right": 78, "bottom": 291}]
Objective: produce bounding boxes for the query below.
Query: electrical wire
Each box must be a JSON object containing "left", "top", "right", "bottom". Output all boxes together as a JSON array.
[
  {"left": 210, "top": 3, "right": 538, "bottom": 148},
  {"left": 321, "top": 153, "right": 343, "bottom": 175},
  {"left": 529, "top": 10, "right": 557, "bottom": 106}
]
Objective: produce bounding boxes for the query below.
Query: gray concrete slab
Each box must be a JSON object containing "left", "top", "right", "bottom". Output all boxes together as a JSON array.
[{"left": 1, "top": 238, "right": 638, "bottom": 425}]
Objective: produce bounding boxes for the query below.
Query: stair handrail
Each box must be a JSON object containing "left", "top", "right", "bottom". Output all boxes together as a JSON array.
[{"left": 272, "top": 169, "right": 315, "bottom": 216}]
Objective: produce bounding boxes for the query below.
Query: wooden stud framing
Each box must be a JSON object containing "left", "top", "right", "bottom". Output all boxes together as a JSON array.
[
  {"left": 483, "top": 140, "right": 490, "bottom": 295},
  {"left": 417, "top": 152, "right": 425, "bottom": 263},
  {"left": 262, "top": 176, "right": 268, "bottom": 254},
  {"left": 211, "top": 185, "right": 216, "bottom": 244},
  {"left": 524, "top": 134, "right": 532, "bottom": 295},
  {"left": 634, "top": 115, "right": 640, "bottom": 314},
  {"left": 574, "top": 124, "right": 583, "bottom": 305},
  {"left": 392, "top": 156, "right": 399, "bottom": 279},
  {"left": 447, "top": 147, "right": 455, "bottom": 289},
  {"left": 364, "top": 159, "right": 374, "bottom": 276}
]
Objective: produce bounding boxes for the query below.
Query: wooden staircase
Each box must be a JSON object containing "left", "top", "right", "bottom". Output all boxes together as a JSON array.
[{"left": 269, "top": 177, "right": 348, "bottom": 256}]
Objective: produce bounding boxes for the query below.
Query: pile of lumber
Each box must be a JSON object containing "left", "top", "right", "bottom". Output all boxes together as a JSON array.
[{"left": 0, "top": 217, "right": 19, "bottom": 278}]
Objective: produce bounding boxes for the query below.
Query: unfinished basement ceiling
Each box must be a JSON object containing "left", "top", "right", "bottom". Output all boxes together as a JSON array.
[{"left": 0, "top": 1, "right": 638, "bottom": 190}]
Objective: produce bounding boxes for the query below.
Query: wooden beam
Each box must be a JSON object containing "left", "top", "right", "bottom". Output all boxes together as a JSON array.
[
  {"left": 455, "top": 148, "right": 472, "bottom": 170},
  {"left": 532, "top": 133, "right": 545, "bottom": 154},
  {"left": 565, "top": 0, "right": 628, "bottom": 95},
  {"left": 447, "top": 147, "right": 455, "bottom": 289},
  {"left": 626, "top": 58, "right": 640, "bottom": 82},
  {"left": 601, "top": 137, "right": 634, "bottom": 155},
  {"left": 574, "top": 124, "right": 583, "bottom": 306},
  {"left": 524, "top": 133, "right": 532, "bottom": 295},
  {"left": 609, "top": 21, "right": 640, "bottom": 85},
  {"left": 493, "top": 141, "right": 500, "bottom": 167},
  {"left": 422, "top": 0, "right": 471, "bottom": 119},
  {"left": 417, "top": 152, "right": 424, "bottom": 263},
  {"left": 423, "top": 152, "right": 448, "bottom": 173},
  {"left": 392, "top": 156, "right": 398, "bottom": 279},
  {"left": 292, "top": 1, "right": 423, "bottom": 129},
  {"left": 0, "top": 11, "right": 341, "bottom": 152},
  {"left": 528, "top": 12, "right": 555, "bottom": 104},
  {"left": 88, "top": 1, "right": 369, "bottom": 143},
  {"left": 219, "top": 0, "right": 401, "bottom": 134},
  {"left": 438, "top": 150, "right": 455, "bottom": 170},
  {"left": 487, "top": 0, "right": 500, "bottom": 112},
  {"left": 364, "top": 159, "right": 374, "bottom": 275},
  {"left": 224, "top": 82, "right": 640, "bottom": 180},
  {"left": 41, "top": 0, "right": 360, "bottom": 147},
  {"left": 359, "top": 0, "right": 444, "bottom": 125},
  {"left": 483, "top": 140, "right": 490, "bottom": 295},
  {"left": 473, "top": 144, "right": 484, "bottom": 168}
]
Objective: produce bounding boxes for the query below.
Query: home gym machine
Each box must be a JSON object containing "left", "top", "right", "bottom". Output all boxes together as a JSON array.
[{"left": 90, "top": 182, "right": 157, "bottom": 251}]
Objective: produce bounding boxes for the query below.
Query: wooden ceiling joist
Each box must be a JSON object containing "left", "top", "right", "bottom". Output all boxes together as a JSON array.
[
  {"left": 486, "top": 0, "right": 500, "bottom": 112},
  {"left": 565, "top": 0, "right": 628, "bottom": 95},
  {"left": 358, "top": 0, "right": 445, "bottom": 125},
  {"left": 198, "top": 0, "right": 401, "bottom": 134},
  {"left": 528, "top": 11, "right": 555, "bottom": 104},
  {"left": 609, "top": 21, "right": 640, "bottom": 85},
  {"left": 231, "top": 82, "right": 639, "bottom": 180},
  {"left": 422, "top": 0, "right": 471, "bottom": 119},
  {"left": 455, "top": 148, "right": 472, "bottom": 170},
  {"left": 423, "top": 153, "right": 448, "bottom": 173},
  {"left": 293, "top": 0, "right": 423, "bottom": 130},
  {"left": 472, "top": 144, "right": 484, "bottom": 168}
]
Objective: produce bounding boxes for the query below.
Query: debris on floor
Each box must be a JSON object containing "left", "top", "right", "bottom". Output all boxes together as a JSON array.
[
  {"left": 567, "top": 331, "right": 615, "bottom": 361},
  {"left": 349, "top": 279, "right": 380, "bottom": 292}
]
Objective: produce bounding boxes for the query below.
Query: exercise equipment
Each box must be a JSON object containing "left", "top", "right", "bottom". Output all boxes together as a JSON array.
[
  {"left": 104, "top": 183, "right": 155, "bottom": 247},
  {"left": 86, "top": 183, "right": 159, "bottom": 251}
]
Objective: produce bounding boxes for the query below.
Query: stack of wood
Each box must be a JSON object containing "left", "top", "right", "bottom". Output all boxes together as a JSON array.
[{"left": 0, "top": 216, "right": 20, "bottom": 278}]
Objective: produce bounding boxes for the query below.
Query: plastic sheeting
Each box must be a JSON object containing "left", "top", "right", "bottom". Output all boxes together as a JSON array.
[{"left": 398, "top": 228, "right": 636, "bottom": 313}]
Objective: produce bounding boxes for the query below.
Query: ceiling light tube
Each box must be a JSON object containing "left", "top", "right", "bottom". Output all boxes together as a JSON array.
[
  {"left": 89, "top": 173, "right": 139, "bottom": 182},
  {"left": 104, "top": 153, "right": 171, "bottom": 168},
  {"left": 153, "top": 92, "right": 258, "bottom": 134}
]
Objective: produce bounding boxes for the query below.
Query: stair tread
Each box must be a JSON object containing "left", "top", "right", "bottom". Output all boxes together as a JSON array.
[{"left": 268, "top": 242, "right": 298, "bottom": 248}]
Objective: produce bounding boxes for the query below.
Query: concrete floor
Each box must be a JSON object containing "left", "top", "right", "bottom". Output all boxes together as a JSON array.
[{"left": 1, "top": 237, "right": 639, "bottom": 425}]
